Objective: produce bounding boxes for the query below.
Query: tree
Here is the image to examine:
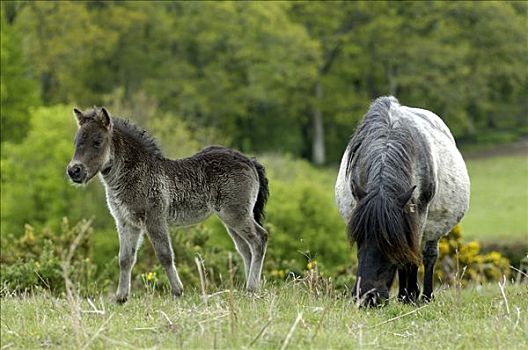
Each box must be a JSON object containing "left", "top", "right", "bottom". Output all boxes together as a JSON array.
[
  {"left": 150, "top": 2, "right": 320, "bottom": 154},
  {"left": 289, "top": 1, "right": 360, "bottom": 165},
  {"left": 12, "top": 1, "right": 113, "bottom": 105}
]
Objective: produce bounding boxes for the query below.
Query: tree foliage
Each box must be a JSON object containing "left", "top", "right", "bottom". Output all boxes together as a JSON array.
[
  {"left": 1, "top": 1, "right": 526, "bottom": 241},
  {"left": 0, "top": 10, "right": 40, "bottom": 143},
  {"left": 2, "top": 1, "right": 526, "bottom": 160}
]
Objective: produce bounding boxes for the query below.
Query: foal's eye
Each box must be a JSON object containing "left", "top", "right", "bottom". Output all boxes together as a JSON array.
[{"left": 93, "top": 140, "right": 102, "bottom": 148}]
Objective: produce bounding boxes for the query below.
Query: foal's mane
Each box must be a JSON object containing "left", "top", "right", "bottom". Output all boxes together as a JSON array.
[
  {"left": 112, "top": 117, "right": 164, "bottom": 159},
  {"left": 346, "top": 96, "right": 420, "bottom": 264},
  {"left": 81, "top": 107, "right": 163, "bottom": 159}
]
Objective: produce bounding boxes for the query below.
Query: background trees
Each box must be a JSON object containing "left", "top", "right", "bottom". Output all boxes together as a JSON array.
[{"left": 1, "top": 1, "right": 526, "bottom": 233}]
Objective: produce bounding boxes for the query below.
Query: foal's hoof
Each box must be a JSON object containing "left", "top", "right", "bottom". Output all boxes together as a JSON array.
[
  {"left": 115, "top": 295, "right": 128, "bottom": 304},
  {"left": 171, "top": 289, "right": 183, "bottom": 298},
  {"left": 246, "top": 285, "right": 263, "bottom": 293}
]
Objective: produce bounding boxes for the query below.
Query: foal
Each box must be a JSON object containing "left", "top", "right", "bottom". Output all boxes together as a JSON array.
[{"left": 67, "top": 107, "right": 269, "bottom": 302}]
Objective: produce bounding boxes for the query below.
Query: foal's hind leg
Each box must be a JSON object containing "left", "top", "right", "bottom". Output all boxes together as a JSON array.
[
  {"left": 247, "top": 221, "right": 268, "bottom": 291},
  {"left": 116, "top": 221, "right": 143, "bottom": 303},
  {"left": 145, "top": 216, "right": 184, "bottom": 298},
  {"left": 219, "top": 211, "right": 268, "bottom": 292},
  {"left": 225, "top": 227, "right": 252, "bottom": 280},
  {"left": 232, "top": 219, "right": 268, "bottom": 292}
]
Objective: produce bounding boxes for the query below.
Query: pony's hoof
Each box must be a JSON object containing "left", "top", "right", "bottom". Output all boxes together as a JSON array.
[
  {"left": 421, "top": 294, "right": 434, "bottom": 303},
  {"left": 398, "top": 291, "right": 419, "bottom": 304}
]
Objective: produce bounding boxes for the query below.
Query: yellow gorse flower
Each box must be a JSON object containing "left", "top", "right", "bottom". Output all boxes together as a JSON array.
[
  {"left": 488, "top": 251, "right": 502, "bottom": 264},
  {"left": 146, "top": 271, "right": 157, "bottom": 282},
  {"left": 307, "top": 259, "right": 318, "bottom": 270},
  {"left": 438, "top": 240, "right": 450, "bottom": 255},
  {"left": 270, "top": 269, "right": 286, "bottom": 278}
]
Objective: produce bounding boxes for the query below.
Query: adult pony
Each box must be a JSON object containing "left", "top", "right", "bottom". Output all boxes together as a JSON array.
[
  {"left": 335, "top": 96, "right": 469, "bottom": 306},
  {"left": 67, "top": 107, "right": 269, "bottom": 303}
]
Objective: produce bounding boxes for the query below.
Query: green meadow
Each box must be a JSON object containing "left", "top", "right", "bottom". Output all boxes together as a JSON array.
[
  {"left": 1, "top": 283, "right": 526, "bottom": 349},
  {"left": 462, "top": 154, "right": 528, "bottom": 242}
]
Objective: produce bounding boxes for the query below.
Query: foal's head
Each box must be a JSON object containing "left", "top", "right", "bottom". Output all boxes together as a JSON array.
[
  {"left": 67, "top": 107, "right": 113, "bottom": 184},
  {"left": 349, "top": 181, "right": 420, "bottom": 306}
]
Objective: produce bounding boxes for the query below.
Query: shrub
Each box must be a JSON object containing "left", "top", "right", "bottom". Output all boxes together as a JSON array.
[
  {"left": 0, "top": 218, "right": 103, "bottom": 295},
  {"left": 132, "top": 224, "right": 248, "bottom": 293},
  {"left": 0, "top": 218, "right": 245, "bottom": 296},
  {"left": 435, "top": 224, "right": 511, "bottom": 285},
  {"left": 235, "top": 155, "right": 354, "bottom": 281}
]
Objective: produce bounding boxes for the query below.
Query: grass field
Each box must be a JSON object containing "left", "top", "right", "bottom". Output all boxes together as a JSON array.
[
  {"left": 1, "top": 282, "right": 527, "bottom": 349},
  {"left": 461, "top": 155, "right": 528, "bottom": 242},
  {"left": 1, "top": 151, "right": 526, "bottom": 349}
]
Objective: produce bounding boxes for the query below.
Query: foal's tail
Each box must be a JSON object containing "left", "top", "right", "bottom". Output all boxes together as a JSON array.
[{"left": 252, "top": 159, "right": 269, "bottom": 226}]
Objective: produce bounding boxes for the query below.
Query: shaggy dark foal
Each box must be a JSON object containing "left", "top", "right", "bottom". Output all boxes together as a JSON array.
[{"left": 67, "top": 107, "right": 269, "bottom": 303}]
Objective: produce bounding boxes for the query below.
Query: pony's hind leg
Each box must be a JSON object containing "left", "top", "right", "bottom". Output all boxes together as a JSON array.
[
  {"left": 145, "top": 217, "right": 184, "bottom": 298},
  {"left": 225, "top": 227, "right": 252, "bottom": 280},
  {"left": 116, "top": 221, "right": 143, "bottom": 303}
]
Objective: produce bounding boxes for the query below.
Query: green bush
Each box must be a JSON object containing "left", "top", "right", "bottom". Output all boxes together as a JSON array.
[
  {"left": 0, "top": 218, "right": 102, "bottom": 295},
  {"left": 203, "top": 155, "right": 355, "bottom": 282},
  {"left": 435, "top": 224, "right": 511, "bottom": 285},
  {"left": 0, "top": 218, "right": 249, "bottom": 296}
]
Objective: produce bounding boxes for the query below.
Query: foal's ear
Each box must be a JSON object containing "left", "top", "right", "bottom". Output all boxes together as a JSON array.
[
  {"left": 399, "top": 185, "right": 417, "bottom": 212},
  {"left": 96, "top": 107, "right": 112, "bottom": 130},
  {"left": 351, "top": 179, "right": 367, "bottom": 200},
  {"left": 73, "top": 108, "right": 89, "bottom": 127}
]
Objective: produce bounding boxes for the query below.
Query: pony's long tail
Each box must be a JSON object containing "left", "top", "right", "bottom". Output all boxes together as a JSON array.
[{"left": 252, "top": 159, "right": 269, "bottom": 226}]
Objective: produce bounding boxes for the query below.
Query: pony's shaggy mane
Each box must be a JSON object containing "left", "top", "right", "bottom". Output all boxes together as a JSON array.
[{"left": 346, "top": 96, "right": 420, "bottom": 264}]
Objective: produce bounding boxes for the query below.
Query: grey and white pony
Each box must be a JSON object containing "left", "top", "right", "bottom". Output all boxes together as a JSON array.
[
  {"left": 67, "top": 107, "right": 269, "bottom": 303},
  {"left": 335, "top": 96, "right": 470, "bottom": 306}
]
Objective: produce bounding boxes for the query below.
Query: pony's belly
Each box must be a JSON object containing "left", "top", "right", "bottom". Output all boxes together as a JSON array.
[
  {"left": 423, "top": 143, "right": 470, "bottom": 242},
  {"left": 423, "top": 177, "right": 470, "bottom": 242}
]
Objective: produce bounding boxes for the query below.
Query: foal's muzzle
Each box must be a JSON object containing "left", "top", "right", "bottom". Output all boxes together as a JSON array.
[{"left": 67, "top": 163, "right": 87, "bottom": 183}]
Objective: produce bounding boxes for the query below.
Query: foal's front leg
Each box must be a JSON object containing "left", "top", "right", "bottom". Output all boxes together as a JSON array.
[
  {"left": 116, "top": 221, "right": 143, "bottom": 303},
  {"left": 145, "top": 216, "right": 184, "bottom": 298}
]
